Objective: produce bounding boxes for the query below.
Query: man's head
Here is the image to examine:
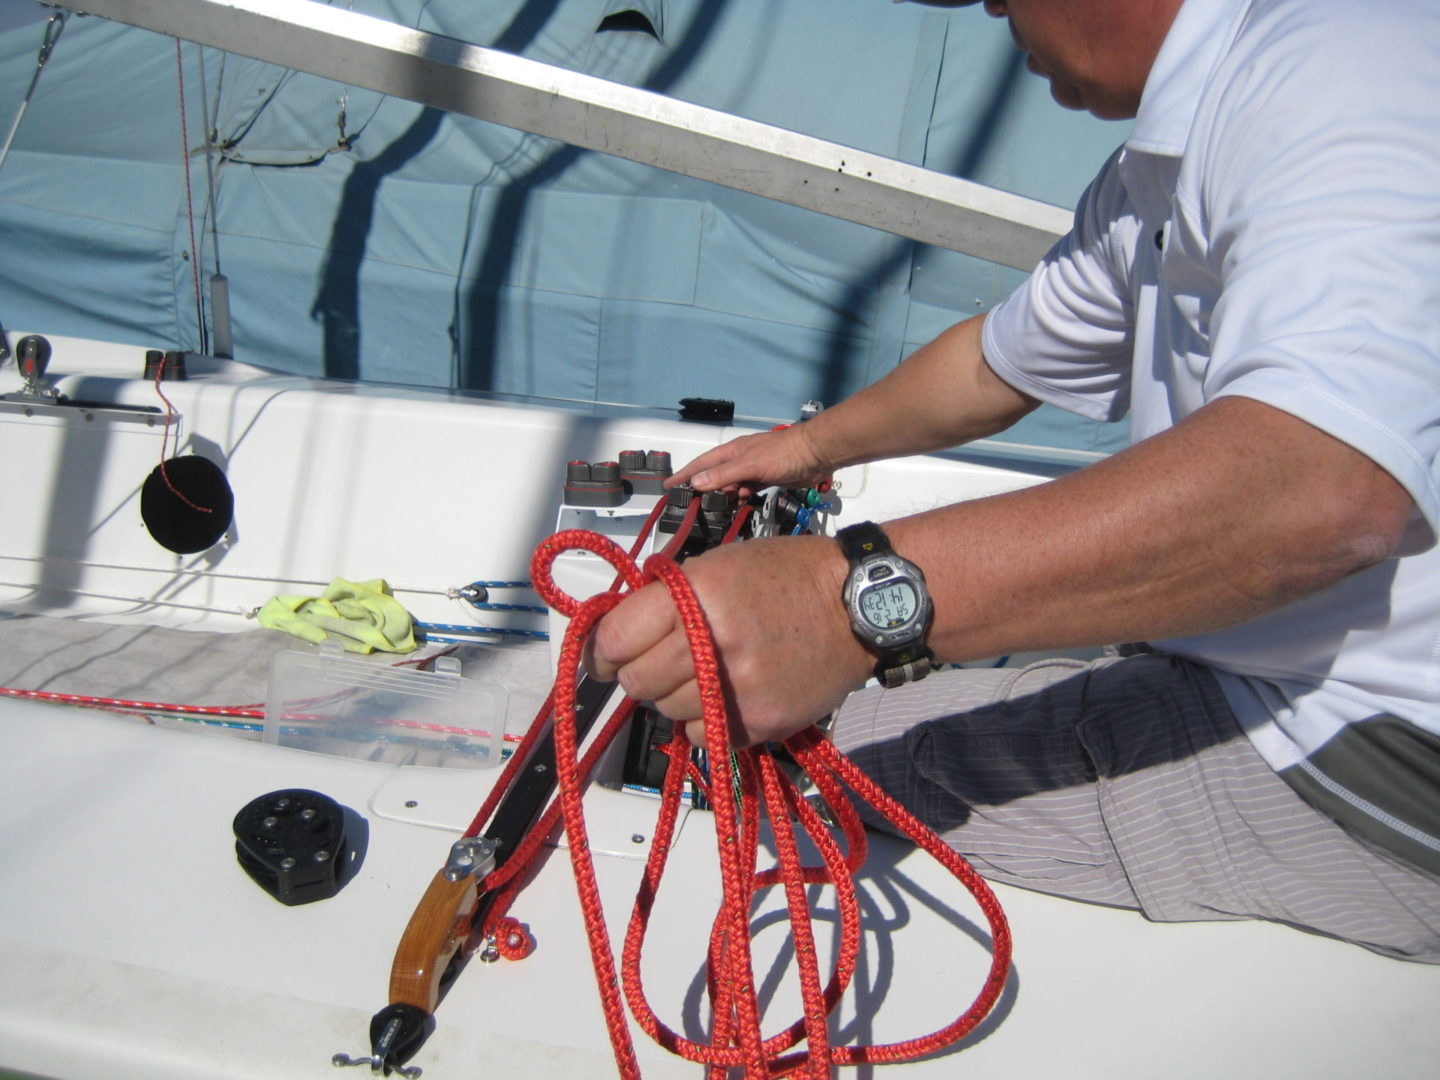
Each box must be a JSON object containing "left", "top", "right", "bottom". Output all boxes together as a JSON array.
[{"left": 905, "top": 0, "right": 1184, "bottom": 121}]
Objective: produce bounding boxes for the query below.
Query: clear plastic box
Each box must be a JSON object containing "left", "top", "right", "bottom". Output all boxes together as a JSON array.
[{"left": 263, "top": 644, "right": 507, "bottom": 769}]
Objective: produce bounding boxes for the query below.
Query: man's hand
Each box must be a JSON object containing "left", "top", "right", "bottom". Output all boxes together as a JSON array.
[
  {"left": 668, "top": 315, "right": 1038, "bottom": 501},
  {"left": 668, "top": 423, "right": 831, "bottom": 498},
  {"left": 584, "top": 534, "right": 871, "bottom": 747}
]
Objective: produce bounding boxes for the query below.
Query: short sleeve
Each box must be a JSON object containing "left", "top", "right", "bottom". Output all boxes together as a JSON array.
[{"left": 981, "top": 149, "right": 1139, "bottom": 424}]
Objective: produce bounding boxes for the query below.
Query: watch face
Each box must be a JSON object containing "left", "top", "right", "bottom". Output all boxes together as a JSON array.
[{"left": 860, "top": 579, "right": 918, "bottom": 630}]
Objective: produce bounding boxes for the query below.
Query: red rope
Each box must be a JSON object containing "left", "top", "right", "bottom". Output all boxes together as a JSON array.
[
  {"left": 0, "top": 648, "right": 531, "bottom": 742},
  {"left": 0, "top": 685, "right": 260, "bottom": 719},
  {"left": 158, "top": 39, "right": 214, "bottom": 516},
  {"left": 153, "top": 355, "right": 213, "bottom": 514},
  {"left": 468, "top": 525, "right": 1011, "bottom": 1078}
]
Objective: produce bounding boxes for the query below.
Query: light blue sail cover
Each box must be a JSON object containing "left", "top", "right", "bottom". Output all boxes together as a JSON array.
[{"left": 0, "top": 0, "right": 1126, "bottom": 453}]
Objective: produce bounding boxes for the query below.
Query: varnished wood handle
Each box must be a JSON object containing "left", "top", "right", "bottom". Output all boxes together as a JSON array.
[{"left": 388, "top": 870, "right": 480, "bottom": 1012}]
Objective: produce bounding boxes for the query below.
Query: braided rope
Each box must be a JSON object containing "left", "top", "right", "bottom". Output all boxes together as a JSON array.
[{"left": 470, "top": 526, "right": 1011, "bottom": 1077}]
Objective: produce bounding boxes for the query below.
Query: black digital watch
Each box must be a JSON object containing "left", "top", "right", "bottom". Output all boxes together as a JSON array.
[{"left": 837, "top": 521, "right": 934, "bottom": 689}]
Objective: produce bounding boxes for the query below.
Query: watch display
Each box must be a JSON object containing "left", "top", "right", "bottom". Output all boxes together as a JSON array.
[{"left": 860, "top": 579, "right": 918, "bottom": 630}]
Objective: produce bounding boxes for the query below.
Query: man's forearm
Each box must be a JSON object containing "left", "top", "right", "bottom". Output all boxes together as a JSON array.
[
  {"left": 886, "top": 396, "right": 1415, "bottom": 663},
  {"left": 799, "top": 314, "right": 1040, "bottom": 473}
]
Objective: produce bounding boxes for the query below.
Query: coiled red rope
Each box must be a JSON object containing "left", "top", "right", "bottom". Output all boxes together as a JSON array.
[{"left": 469, "top": 525, "right": 1011, "bottom": 1078}]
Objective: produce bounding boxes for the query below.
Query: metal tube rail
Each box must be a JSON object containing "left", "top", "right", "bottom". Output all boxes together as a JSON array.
[{"left": 53, "top": 0, "right": 1070, "bottom": 270}]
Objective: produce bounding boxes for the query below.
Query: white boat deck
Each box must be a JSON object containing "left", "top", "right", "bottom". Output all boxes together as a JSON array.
[{"left": 1, "top": 335, "right": 1436, "bottom": 1079}]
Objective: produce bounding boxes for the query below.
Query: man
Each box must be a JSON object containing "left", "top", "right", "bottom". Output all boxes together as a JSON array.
[{"left": 589, "top": 0, "right": 1440, "bottom": 960}]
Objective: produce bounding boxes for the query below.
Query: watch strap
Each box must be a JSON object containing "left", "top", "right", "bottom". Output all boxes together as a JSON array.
[
  {"left": 837, "top": 520, "right": 888, "bottom": 561},
  {"left": 873, "top": 647, "right": 934, "bottom": 690}
]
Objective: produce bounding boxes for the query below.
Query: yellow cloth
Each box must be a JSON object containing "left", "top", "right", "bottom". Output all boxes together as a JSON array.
[{"left": 256, "top": 577, "right": 416, "bottom": 654}]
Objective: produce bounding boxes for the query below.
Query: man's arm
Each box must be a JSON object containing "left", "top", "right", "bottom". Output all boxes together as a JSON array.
[
  {"left": 670, "top": 314, "right": 1039, "bottom": 496},
  {"left": 888, "top": 396, "right": 1414, "bottom": 662},
  {"left": 589, "top": 394, "right": 1415, "bottom": 747}
]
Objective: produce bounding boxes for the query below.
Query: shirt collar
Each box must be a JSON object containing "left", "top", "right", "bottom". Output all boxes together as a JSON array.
[{"left": 1126, "top": 0, "right": 1250, "bottom": 157}]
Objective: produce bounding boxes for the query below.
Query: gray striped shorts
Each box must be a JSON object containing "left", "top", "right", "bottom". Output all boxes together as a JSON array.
[{"left": 831, "top": 652, "right": 1440, "bottom": 963}]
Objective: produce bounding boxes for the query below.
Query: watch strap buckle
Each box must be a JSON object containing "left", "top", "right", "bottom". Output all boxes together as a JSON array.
[{"left": 874, "top": 647, "right": 934, "bottom": 689}]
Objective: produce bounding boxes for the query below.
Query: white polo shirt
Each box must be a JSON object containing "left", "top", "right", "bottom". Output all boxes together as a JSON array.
[{"left": 981, "top": 0, "right": 1440, "bottom": 862}]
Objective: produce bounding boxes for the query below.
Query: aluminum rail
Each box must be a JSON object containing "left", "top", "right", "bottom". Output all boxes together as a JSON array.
[{"left": 53, "top": 0, "right": 1070, "bottom": 270}]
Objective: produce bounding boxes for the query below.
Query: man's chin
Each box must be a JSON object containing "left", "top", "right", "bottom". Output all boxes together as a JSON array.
[
  {"left": 1048, "top": 79, "right": 1086, "bottom": 111},
  {"left": 1050, "top": 80, "right": 1135, "bottom": 120}
]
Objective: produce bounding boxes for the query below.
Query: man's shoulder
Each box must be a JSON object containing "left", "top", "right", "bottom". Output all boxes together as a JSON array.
[
  {"left": 1231, "top": 0, "right": 1436, "bottom": 63},
  {"left": 1198, "top": 0, "right": 1438, "bottom": 161}
]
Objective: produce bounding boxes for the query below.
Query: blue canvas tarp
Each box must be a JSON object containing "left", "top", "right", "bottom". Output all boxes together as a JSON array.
[{"left": 0, "top": 0, "right": 1129, "bottom": 454}]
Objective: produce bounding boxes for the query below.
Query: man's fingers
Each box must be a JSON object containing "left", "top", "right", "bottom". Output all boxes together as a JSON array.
[
  {"left": 611, "top": 628, "right": 695, "bottom": 709},
  {"left": 670, "top": 445, "right": 744, "bottom": 492},
  {"left": 585, "top": 583, "right": 670, "bottom": 680},
  {"left": 680, "top": 717, "right": 709, "bottom": 751},
  {"left": 680, "top": 711, "right": 762, "bottom": 751}
]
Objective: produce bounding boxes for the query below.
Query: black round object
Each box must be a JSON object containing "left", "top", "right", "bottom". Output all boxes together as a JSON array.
[
  {"left": 140, "top": 455, "right": 234, "bottom": 553},
  {"left": 17, "top": 334, "right": 52, "bottom": 381},
  {"left": 233, "top": 788, "right": 348, "bottom": 906}
]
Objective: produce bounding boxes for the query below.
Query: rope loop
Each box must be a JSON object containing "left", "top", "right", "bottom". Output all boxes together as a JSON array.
[
  {"left": 480, "top": 525, "right": 1011, "bottom": 1079},
  {"left": 491, "top": 917, "right": 534, "bottom": 961},
  {"left": 532, "top": 528, "right": 646, "bottom": 617}
]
